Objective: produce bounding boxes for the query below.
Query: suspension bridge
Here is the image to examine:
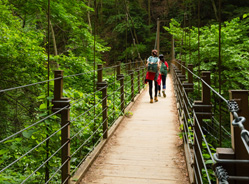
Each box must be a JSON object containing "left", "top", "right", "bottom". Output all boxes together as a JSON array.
[
  {"left": 1, "top": 0, "right": 249, "bottom": 183},
  {"left": 1, "top": 58, "right": 249, "bottom": 184}
]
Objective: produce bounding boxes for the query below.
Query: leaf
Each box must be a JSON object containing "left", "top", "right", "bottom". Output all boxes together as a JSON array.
[
  {"left": 22, "top": 130, "right": 36, "bottom": 138},
  {"left": 0, "top": 149, "right": 8, "bottom": 155},
  {"left": 37, "top": 95, "right": 46, "bottom": 99},
  {"left": 15, "top": 138, "right": 22, "bottom": 142},
  {"left": 39, "top": 103, "right": 47, "bottom": 110},
  {"left": 243, "top": 14, "right": 248, "bottom": 19},
  {"left": 205, "top": 160, "right": 214, "bottom": 164}
]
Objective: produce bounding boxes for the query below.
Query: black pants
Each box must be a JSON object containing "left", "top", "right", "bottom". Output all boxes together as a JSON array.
[
  {"left": 148, "top": 80, "right": 157, "bottom": 99},
  {"left": 158, "top": 75, "right": 166, "bottom": 91}
]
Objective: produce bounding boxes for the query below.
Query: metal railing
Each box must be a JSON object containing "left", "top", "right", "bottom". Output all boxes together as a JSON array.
[
  {"left": 0, "top": 60, "right": 146, "bottom": 184},
  {"left": 171, "top": 60, "right": 249, "bottom": 184}
]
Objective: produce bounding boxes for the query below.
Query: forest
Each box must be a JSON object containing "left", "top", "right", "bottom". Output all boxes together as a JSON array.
[{"left": 0, "top": 0, "right": 249, "bottom": 183}]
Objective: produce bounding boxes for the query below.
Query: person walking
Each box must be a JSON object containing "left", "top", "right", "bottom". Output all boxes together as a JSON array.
[
  {"left": 145, "top": 49, "right": 160, "bottom": 103},
  {"left": 158, "top": 54, "right": 169, "bottom": 98}
]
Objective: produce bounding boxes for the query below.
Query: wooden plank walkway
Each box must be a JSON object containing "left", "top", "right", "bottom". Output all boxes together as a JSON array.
[{"left": 79, "top": 74, "right": 190, "bottom": 184}]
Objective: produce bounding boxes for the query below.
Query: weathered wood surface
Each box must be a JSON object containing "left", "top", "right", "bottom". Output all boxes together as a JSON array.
[{"left": 80, "top": 74, "right": 190, "bottom": 184}]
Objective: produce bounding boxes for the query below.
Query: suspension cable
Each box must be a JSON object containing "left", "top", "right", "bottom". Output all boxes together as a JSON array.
[
  {"left": 0, "top": 122, "right": 70, "bottom": 174},
  {"left": 174, "top": 61, "right": 228, "bottom": 104},
  {"left": 218, "top": 0, "right": 222, "bottom": 147},
  {"left": 154, "top": 24, "right": 158, "bottom": 50},
  {"left": 0, "top": 77, "right": 62, "bottom": 93}
]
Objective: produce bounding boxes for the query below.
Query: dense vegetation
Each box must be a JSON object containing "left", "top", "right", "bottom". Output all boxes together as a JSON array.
[{"left": 0, "top": 0, "right": 249, "bottom": 183}]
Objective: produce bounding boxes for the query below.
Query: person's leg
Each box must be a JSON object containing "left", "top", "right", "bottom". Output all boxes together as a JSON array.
[
  {"left": 158, "top": 84, "right": 161, "bottom": 96},
  {"left": 148, "top": 80, "right": 153, "bottom": 103},
  {"left": 162, "top": 75, "right": 166, "bottom": 97},
  {"left": 154, "top": 80, "right": 158, "bottom": 102}
]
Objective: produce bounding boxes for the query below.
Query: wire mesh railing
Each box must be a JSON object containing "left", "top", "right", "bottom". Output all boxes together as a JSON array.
[
  {"left": 0, "top": 60, "right": 146, "bottom": 184},
  {"left": 171, "top": 59, "right": 249, "bottom": 184}
]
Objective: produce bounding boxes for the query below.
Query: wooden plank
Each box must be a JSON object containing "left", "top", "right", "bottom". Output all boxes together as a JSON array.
[{"left": 78, "top": 74, "right": 190, "bottom": 184}]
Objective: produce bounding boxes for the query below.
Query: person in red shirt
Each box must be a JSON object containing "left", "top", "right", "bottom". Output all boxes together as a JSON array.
[{"left": 158, "top": 54, "right": 169, "bottom": 97}]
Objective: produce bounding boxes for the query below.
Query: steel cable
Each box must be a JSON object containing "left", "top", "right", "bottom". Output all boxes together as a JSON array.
[
  {"left": 102, "top": 65, "right": 118, "bottom": 70},
  {"left": 202, "top": 121, "right": 230, "bottom": 140},
  {"left": 61, "top": 175, "right": 71, "bottom": 184},
  {"left": 0, "top": 122, "right": 70, "bottom": 174},
  {"left": 212, "top": 117, "right": 231, "bottom": 136},
  {"left": 70, "top": 96, "right": 107, "bottom": 123},
  {"left": 71, "top": 117, "right": 107, "bottom": 157},
  {"left": 0, "top": 77, "right": 62, "bottom": 93},
  {"left": 193, "top": 150, "right": 203, "bottom": 184},
  {"left": 0, "top": 104, "right": 69, "bottom": 144},
  {"left": 194, "top": 133, "right": 213, "bottom": 183},
  {"left": 21, "top": 139, "right": 70, "bottom": 183},
  {"left": 193, "top": 111, "right": 215, "bottom": 163},
  {"left": 202, "top": 127, "right": 219, "bottom": 141},
  {"left": 70, "top": 85, "right": 106, "bottom": 107},
  {"left": 174, "top": 62, "right": 228, "bottom": 103},
  {"left": 71, "top": 127, "right": 108, "bottom": 175},
  {"left": 181, "top": 122, "right": 194, "bottom": 162},
  {"left": 45, "top": 157, "right": 71, "bottom": 184},
  {"left": 1, "top": 85, "right": 106, "bottom": 144},
  {"left": 71, "top": 107, "right": 107, "bottom": 141}
]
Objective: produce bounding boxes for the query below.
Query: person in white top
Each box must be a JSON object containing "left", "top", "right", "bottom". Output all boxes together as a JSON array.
[{"left": 145, "top": 49, "right": 160, "bottom": 103}]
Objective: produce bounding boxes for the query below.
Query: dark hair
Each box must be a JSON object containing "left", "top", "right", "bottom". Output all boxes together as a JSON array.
[
  {"left": 159, "top": 54, "right": 164, "bottom": 62},
  {"left": 151, "top": 49, "right": 158, "bottom": 57}
]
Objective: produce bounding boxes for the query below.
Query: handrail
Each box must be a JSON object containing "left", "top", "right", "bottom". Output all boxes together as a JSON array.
[
  {"left": 0, "top": 60, "right": 146, "bottom": 183},
  {"left": 171, "top": 60, "right": 249, "bottom": 183},
  {"left": 173, "top": 61, "right": 249, "bottom": 152}
]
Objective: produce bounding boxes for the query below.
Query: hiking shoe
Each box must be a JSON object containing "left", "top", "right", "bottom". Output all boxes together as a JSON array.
[
  {"left": 154, "top": 97, "right": 158, "bottom": 102},
  {"left": 150, "top": 99, "right": 153, "bottom": 103},
  {"left": 162, "top": 91, "right": 166, "bottom": 98},
  {"left": 158, "top": 93, "right": 161, "bottom": 97}
]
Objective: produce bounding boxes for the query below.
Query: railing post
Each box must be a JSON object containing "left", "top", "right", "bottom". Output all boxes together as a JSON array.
[
  {"left": 188, "top": 64, "right": 193, "bottom": 84},
  {"left": 229, "top": 90, "right": 249, "bottom": 183},
  {"left": 182, "top": 61, "right": 186, "bottom": 76},
  {"left": 137, "top": 60, "right": 140, "bottom": 93},
  {"left": 52, "top": 70, "right": 71, "bottom": 184},
  {"left": 179, "top": 60, "right": 182, "bottom": 71},
  {"left": 128, "top": 60, "right": 134, "bottom": 102},
  {"left": 144, "top": 59, "right": 147, "bottom": 87},
  {"left": 141, "top": 59, "right": 145, "bottom": 88},
  {"left": 117, "top": 62, "right": 125, "bottom": 113},
  {"left": 202, "top": 71, "right": 211, "bottom": 104},
  {"left": 215, "top": 148, "right": 235, "bottom": 184},
  {"left": 97, "top": 64, "right": 108, "bottom": 139},
  {"left": 183, "top": 64, "right": 194, "bottom": 94},
  {"left": 193, "top": 71, "right": 212, "bottom": 184}
]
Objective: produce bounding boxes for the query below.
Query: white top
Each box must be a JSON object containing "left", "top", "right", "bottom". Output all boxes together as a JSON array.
[{"left": 147, "top": 57, "right": 160, "bottom": 64}]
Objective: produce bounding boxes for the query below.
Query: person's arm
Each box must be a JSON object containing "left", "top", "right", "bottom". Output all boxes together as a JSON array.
[
  {"left": 146, "top": 58, "right": 150, "bottom": 67},
  {"left": 165, "top": 62, "right": 169, "bottom": 71},
  {"left": 157, "top": 60, "right": 161, "bottom": 72}
]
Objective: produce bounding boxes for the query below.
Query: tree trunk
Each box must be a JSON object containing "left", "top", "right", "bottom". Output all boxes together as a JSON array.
[
  {"left": 210, "top": 0, "right": 219, "bottom": 21},
  {"left": 88, "top": 0, "right": 92, "bottom": 34},
  {"left": 100, "top": 0, "right": 103, "bottom": 27},
  {"left": 148, "top": 0, "right": 151, "bottom": 28},
  {"left": 49, "top": 20, "right": 58, "bottom": 56}
]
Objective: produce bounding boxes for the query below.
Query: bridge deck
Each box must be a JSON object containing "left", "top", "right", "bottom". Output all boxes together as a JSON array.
[{"left": 80, "top": 74, "right": 189, "bottom": 184}]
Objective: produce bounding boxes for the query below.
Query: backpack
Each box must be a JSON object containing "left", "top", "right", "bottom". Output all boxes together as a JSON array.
[
  {"left": 147, "top": 56, "right": 158, "bottom": 73},
  {"left": 160, "top": 62, "right": 167, "bottom": 75}
]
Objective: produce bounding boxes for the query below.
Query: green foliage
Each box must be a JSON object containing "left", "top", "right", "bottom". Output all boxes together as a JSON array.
[
  {"left": 165, "top": 17, "right": 249, "bottom": 130},
  {"left": 202, "top": 142, "right": 216, "bottom": 183}
]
